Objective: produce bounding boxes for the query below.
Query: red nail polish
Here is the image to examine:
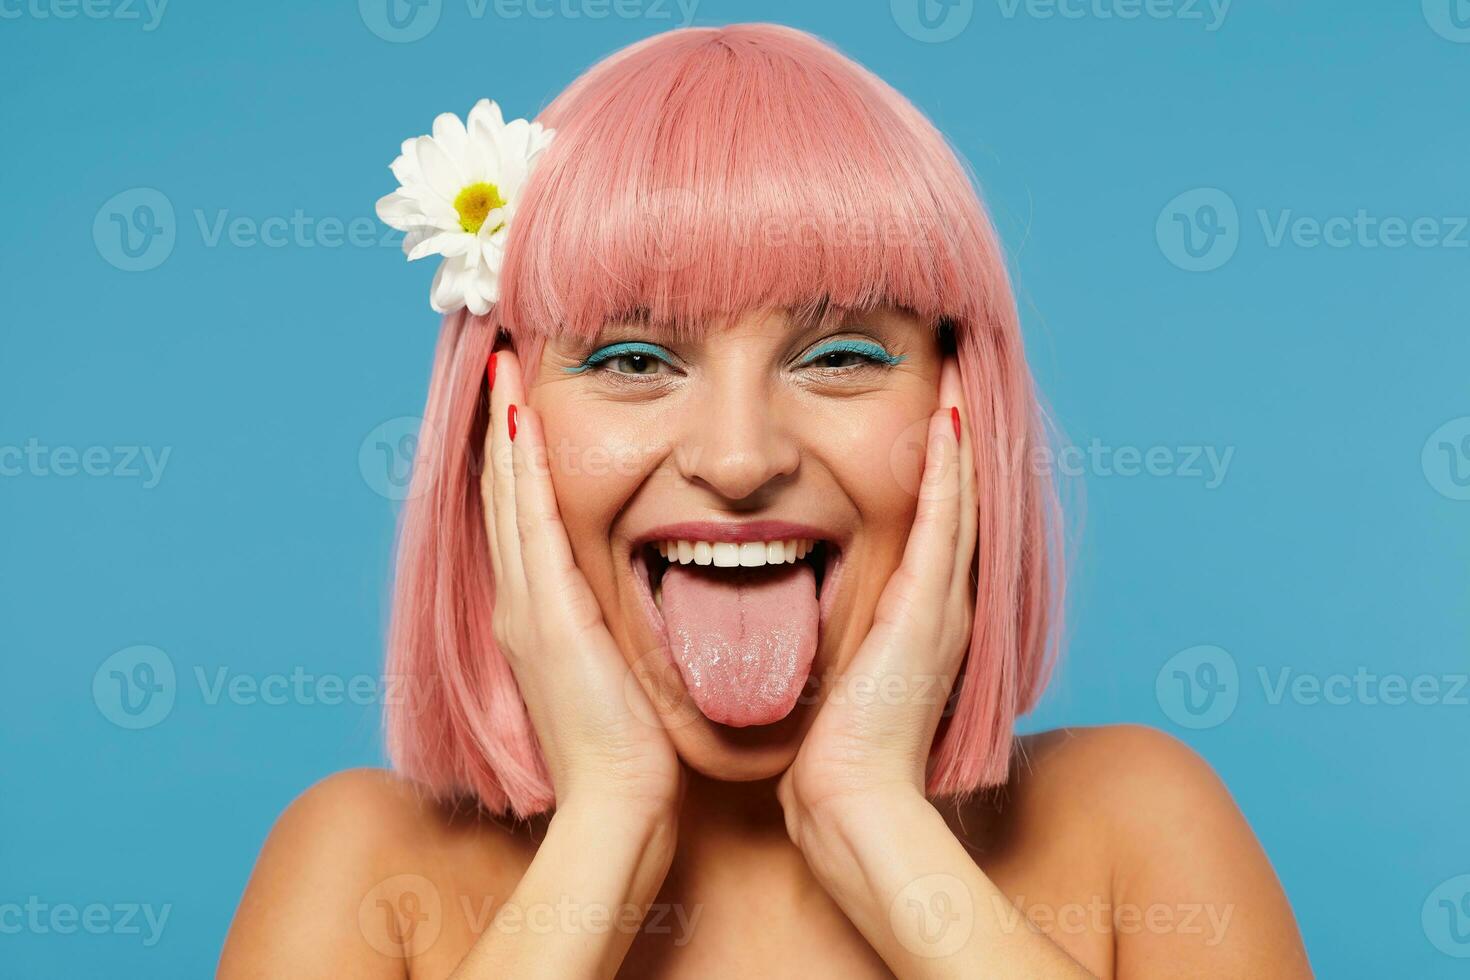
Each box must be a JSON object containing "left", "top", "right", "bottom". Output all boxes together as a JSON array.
[
  {"left": 951, "top": 406, "right": 961, "bottom": 440},
  {"left": 508, "top": 404, "right": 518, "bottom": 441},
  {"left": 488, "top": 352, "right": 498, "bottom": 390}
]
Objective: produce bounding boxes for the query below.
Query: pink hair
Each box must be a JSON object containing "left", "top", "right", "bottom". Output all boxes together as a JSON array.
[{"left": 385, "top": 24, "right": 1064, "bottom": 817}]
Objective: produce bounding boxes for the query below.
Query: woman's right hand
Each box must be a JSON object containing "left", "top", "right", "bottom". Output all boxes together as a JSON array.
[{"left": 479, "top": 346, "right": 683, "bottom": 818}]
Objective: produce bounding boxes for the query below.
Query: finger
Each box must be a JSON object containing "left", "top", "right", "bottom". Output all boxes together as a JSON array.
[
  {"left": 907, "top": 407, "right": 963, "bottom": 596},
  {"left": 938, "top": 357, "right": 978, "bottom": 613},
  {"left": 871, "top": 404, "right": 963, "bottom": 645},
  {"left": 509, "top": 405, "right": 599, "bottom": 629},
  {"left": 479, "top": 349, "right": 505, "bottom": 585},
  {"left": 488, "top": 347, "right": 525, "bottom": 593}
]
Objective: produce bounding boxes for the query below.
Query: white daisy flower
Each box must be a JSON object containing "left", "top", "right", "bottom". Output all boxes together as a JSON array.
[{"left": 376, "top": 99, "right": 554, "bottom": 316}]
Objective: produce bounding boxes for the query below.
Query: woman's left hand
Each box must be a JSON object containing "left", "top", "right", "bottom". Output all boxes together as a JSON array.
[{"left": 778, "top": 356, "right": 977, "bottom": 826}]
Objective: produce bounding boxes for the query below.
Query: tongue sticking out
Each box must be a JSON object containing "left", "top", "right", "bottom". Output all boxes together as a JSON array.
[{"left": 659, "top": 560, "right": 818, "bottom": 727}]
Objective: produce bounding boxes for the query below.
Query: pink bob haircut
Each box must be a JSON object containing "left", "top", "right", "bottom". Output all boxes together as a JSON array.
[{"left": 385, "top": 23, "right": 1065, "bottom": 818}]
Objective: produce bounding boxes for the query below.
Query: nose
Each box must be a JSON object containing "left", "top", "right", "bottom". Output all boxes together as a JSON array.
[{"left": 676, "top": 373, "right": 801, "bottom": 503}]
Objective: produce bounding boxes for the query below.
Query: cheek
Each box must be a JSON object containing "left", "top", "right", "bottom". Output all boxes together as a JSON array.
[
  {"left": 804, "top": 397, "right": 929, "bottom": 535},
  {"left": 539, "top": 408, "right": 663, "bottom": 552}
]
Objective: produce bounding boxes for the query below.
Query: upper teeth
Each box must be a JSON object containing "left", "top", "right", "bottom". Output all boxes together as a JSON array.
[{"left": 656, "top": 539, "right": 817, "bottom": 568}]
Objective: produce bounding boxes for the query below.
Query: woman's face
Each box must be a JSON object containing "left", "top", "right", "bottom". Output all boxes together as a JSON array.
[{"left": 527, "top": 307, "right": 944, "bottom": 782}]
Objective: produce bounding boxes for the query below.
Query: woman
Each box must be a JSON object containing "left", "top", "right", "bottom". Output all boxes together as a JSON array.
[{"left": 220, "top": 24, "right": 1311, "bottom": 978}]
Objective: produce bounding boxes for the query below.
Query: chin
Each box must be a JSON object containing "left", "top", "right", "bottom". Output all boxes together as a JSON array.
[{"left": 661, "top": 699, "right": 818, "bottom": 782}]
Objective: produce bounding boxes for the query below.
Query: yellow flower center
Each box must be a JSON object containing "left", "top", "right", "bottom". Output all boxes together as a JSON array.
[{"left": 453, "top": 181, "right": 507, "bottom": 235}]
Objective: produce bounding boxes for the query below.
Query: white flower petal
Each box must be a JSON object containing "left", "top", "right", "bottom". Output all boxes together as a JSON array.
[
  {"left": 431, "top": 112, "right": 469, "bottom": 160},
  {"left": 467, "top": 98, "right": 505, "bottom": 135},
  {"left": 429, "top": 258, "right": 464, "bottom": 314},
  {"left": 414, "top": 135, "right": 464, "bottom": 201},
  {"left": 497, "top": 118, "right": 533, "bottom": 165},
  {"left": 375, "top": 190, "right": 423, "bottom": 230},
  {"left": 401, "top": 224, "right": 435, "bottom": 258},
  {"left": 529, "top": 122, "right": 555, "bottom": 157},
  {"left": 418, "top": 195, "right": 459, "bottom": 230},
  {"left": 408, "top": 230, "right": 474, "bottom": 262},
  {"left": 481, "top": 233, "right": 504, "bottom": 268},
  {"left": 391, "top": 138, "right": 422, "bottom": 184},
  {"left": 463, "top": 274, "right": 489, "bottom": 316}
]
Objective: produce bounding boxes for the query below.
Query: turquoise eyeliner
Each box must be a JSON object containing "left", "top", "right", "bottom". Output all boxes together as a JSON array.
[
  {"left": 563, "top": 341, "right": 675, "bottom": 373},
  {"left": 799, "top": 339, "right": 906, "bottom": 367}
]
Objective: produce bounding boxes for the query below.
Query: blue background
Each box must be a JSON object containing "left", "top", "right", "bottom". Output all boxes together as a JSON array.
[{"left": 3, "top": 1, "right": 1467, "bottom": 975}]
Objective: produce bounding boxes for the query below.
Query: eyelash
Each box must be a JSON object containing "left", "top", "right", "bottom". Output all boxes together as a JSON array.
[
  {"left": 564, "top": 338, "right": 905, "bottom": 379},
  {"left": 797, "top": 340, "right": 906, "bottom": 370}
]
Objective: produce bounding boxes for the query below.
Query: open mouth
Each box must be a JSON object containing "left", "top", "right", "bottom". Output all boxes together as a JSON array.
[{"left": 631, "top": 533, "right": 841, "bottom": 728}]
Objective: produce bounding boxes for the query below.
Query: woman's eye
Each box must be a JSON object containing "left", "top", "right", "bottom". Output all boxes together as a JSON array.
[
  {"left": 809, "top": 350, "right": 873, "bottom": 369},
  {"left": 799, "top": 340, "right": 905, "bottom": 371},
  {"left": 569, "top": 342, "right": 677, "bottom": 377},
  {"left": 603, "top": 352, "right": 667, "bottom": 375}
]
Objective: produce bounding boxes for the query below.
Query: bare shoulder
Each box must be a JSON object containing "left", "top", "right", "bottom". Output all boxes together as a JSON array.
[
  {"left": 244, "top": 767, "right": 509, "bottom": 876},
  {"left": 219, "top": 768, "right": 537, "bottom": 978},
  {"left": 980, "top": 724, "right": 1312, "bottom": 977},
  {"left": 1012, "top": 722, "right": 1229, "bottom": 819},
  {"left": 1003, "top": 723, "right": 1273, "bottom": 875}
]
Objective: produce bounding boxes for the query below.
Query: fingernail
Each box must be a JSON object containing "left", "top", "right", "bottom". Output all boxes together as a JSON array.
[
  {"left": 488, "top": 352, "right": 498, "bottom": 390},
  {"left": 951, "top": 406, "right": 962, "bottom": 440},
  {"left": 508, "top": 404, "right": 518, "bottom": 441}
]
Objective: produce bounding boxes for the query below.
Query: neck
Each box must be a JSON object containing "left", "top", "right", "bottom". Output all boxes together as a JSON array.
[{"left": 665, "top": 770, "right": 809, "bottom": 891}]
